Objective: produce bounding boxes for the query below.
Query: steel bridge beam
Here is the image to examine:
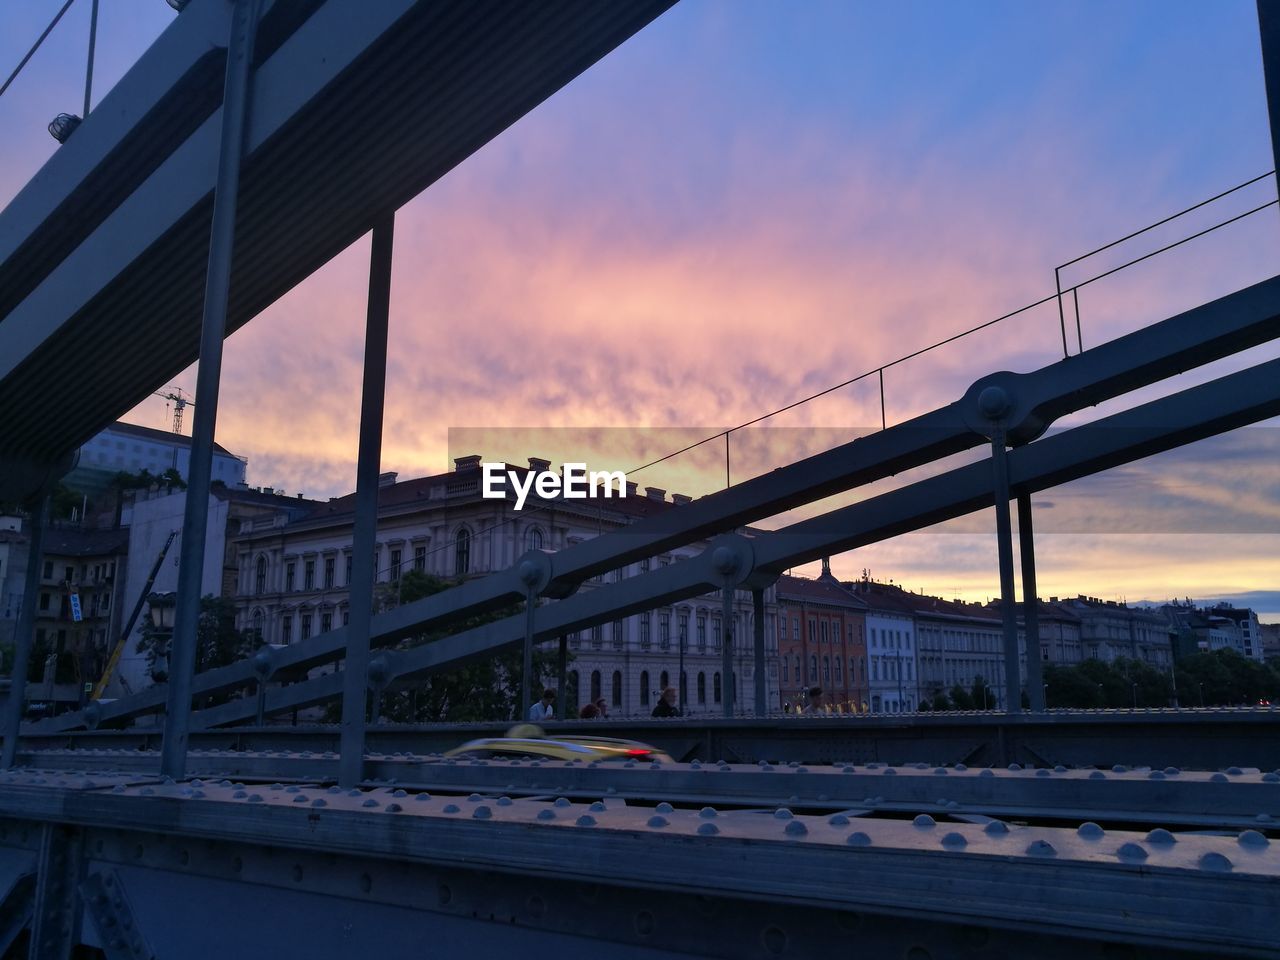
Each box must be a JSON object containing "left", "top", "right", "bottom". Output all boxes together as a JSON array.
[{"left": 174, "top": 351, "right": 1280, "bottom": 730}]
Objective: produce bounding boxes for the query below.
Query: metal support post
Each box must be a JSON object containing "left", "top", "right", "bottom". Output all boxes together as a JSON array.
[
  {"left": 721, "top": 587, "right": 734, "bottom": 717},
  {"left": 82, "top": 0, "right": 98, "bottom": 118},
  {"left": 991, "top": 429, "right": 1022, "bottom": 714},
  {"left": 556, "top": 635, "right": 568, "bottom": 720},
  {"left": 29, "top": 824, "right": 83, "bottom": 960},
  {"left": 1257, "top": 2, "right": 1280, "bottom": 193},
  {"left": 2, "top": 494, "right": 49, "bottom": 769},
  {"left": 1017, "top": 493, "right": 1044, "bottom": 711},
  {"left": 752, "top": 588, "right": 766, "bottom": 716},
  {"left": 338, "top": 210, "right": 395, "bottom": 788},
  {"left": 160, "top": 0, "right": 260, "bottom": 781},
  {"left": 521, "top": 589, "right": 536, "bottom": 722}
]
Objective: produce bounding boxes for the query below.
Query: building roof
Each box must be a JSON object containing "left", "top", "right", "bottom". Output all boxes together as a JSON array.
[
  {"left": 776, "top": 574, "right": 868, "bottom": 610},
  {"left": 40, "top": 525, "right": 129, "bottom": 558},
  {"left": 103, "top": 421, "right": 239, "bottom": 459}
]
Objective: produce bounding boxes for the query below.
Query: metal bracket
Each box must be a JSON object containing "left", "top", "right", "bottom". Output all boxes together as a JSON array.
[{"left": 81, "top": 870, "right": 155, "bottom": 960}]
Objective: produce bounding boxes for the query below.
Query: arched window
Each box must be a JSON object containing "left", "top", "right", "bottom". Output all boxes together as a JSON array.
[
  {"left": 781, "top": 658, "right": 789, "bottom": 682},
  {"left": 697, "top": 671, "right": 706, "bottom": 704},
  {"left": 567, "top": 670, "right": 579, "bottom": 709},
  {"left": 822, "top": 656, "right": 830, "bottom": 682},
  {"left": 454, "top": 527, "right": 471, "bottom": 575},
  {"left": 255, "top": 556, "right": 266, "bottom": 594},
  {"left": 590, "top": 670, "right": 601, "bottom": 702},
  {"left": 611, "top": 671, "right": 622, "bottom": 707},
  {"left": 660, "top": 670, "right": 669, "bottom": 691},
  {"left": 640, "top": 671, "right": 650, "bottom": 707},
  {"left": 252, "top": 609, "right": 263, "bottom": 641},
  {"left": 524, "top": 526, "right": 544, "bottom": 552},
  {"left": 794, "top": 655, "right": 801, "bottom": 681},
  {"left": 834, "top": 656, "right": 842, "bottom": 682},
  {"left": 808, "top": 655, "right": 817, "bottom": 682},
  {"left": 713, "top": 672, "right": 722, "bottom": 703}
]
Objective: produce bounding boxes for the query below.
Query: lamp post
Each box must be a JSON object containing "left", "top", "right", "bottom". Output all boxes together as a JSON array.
[
  {"left": 678, "top": 616, "right": 686, "bottom": 717},
  {"left": 1131, "top": 681, "right": 1138, "bottom": 710},
  {"left": 1042, "top": 682, "right": 1048, "bottom": 709},
  {"left": 147, "top": 591, "right": 177, "bottom": 684},
  {"left": 983, "top": 684, "right": 991, "bottom": 710},
  {"left": 1198, "top": 682, "right": 1205, "bottom": 708},
  {"left": 1096, "top": 682, "right": 1104, "bottom": 707}
]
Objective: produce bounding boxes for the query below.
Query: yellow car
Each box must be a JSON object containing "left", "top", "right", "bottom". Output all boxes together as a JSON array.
[{"left": 444, "top": 724, "right": 673, "bottom": 763}]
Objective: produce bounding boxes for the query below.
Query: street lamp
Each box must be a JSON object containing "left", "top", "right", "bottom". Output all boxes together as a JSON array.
[
  {"left": 147, "top": 591, "right": 177, "bottom": 683},
  {"left": 1198, "top": 682, "right": 1205, "bottom": 708},
  {"left": 983, "top": 684, "right": 991, "bottom": 710},
  {"left": 1042, "top": 682, "right": 1049, "bottom": 709},
  {"left": 1131, "top": 681, "right": 1138, "bottom": 710}
]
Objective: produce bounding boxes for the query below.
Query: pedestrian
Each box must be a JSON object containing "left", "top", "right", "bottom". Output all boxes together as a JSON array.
[
  {"left": 594, "top": 697, "right": 609, "bottom": 718},
  {"left": 579, "top": 701, "right": 599, "bottom": 719},
  {"left": 652, "top": 686, "right": 681, "bottom": 718},
  {"left": 805, "top": 686, "right": 827, "bottom": 715},
  {"left": 529, "top": 688, "right": 556, "bottom": 721}
]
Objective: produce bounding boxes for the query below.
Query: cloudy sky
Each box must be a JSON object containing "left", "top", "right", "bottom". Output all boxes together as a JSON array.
[{"left": 3, "top": 0, "right": 1279, "bottom": 617}]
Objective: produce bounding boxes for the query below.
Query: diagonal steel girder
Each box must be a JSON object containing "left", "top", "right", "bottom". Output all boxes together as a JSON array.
[
  {"left": 29, "top": 273, "right": 1280, "bottom": 733},
  {"left": 186, "top": 350, "right": 1280, "bottom": 727}
]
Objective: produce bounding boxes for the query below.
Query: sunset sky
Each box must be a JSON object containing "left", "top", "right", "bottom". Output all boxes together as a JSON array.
[{"left": 2, "top": 1, "right": 1278, "bottom": 617}]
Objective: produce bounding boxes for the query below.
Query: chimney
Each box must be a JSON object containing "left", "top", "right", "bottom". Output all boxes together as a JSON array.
[
  {"left": 377, "top": 471, "right": 398, "bottom": 488},
  {"left": 453, "top": 455, "right": 482, "bottom": 472},
  {"left": 296, "top": 492, "right": 304, "bottom": 500},
  {"left": 645, "top": 487, "right": 666, "bottom": 502},
  {"left": 671, "top": 493, "right": 692, "bottom": 505},
  {"left": 263, "top": 487, "right": 274, "bottom": 495},
  {"left": 528, "top": 457, "right": 551, "bottom": 472},
  {"left": 625, "top": 481, "right": 638, "bottom": 498}
]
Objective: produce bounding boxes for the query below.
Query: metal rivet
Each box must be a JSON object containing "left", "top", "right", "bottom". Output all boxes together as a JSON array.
[
  {"left": 648, "top": 815, "right": 669, "bottom": 828},
  {"left": 311, "top": 798, "right": 327, "bottom": 808},
  {"left": 1053, "top": 765, "right": 1067, "bottom": 774},
  {"left": 1008, "top": 764, "right": 1022, "bottom": 772},
  {"left": 473, "top": 805, "right": 492, "bottom": 819},
  {"left": 1210, "top": 773, "right": 1229, "bottom": 783},
  {"left": 554, "top": 797, "right": 571, "bottom": 808},
  {"left": 393, "top": 789, "right": 408, "bottom": 798},
  {"left": 1035, "top": 769, "right": 1050, "bottom": 778},
  {"left": 656, "top": 802, "right": 674, "bottom": 814},
  {"left": 537, "top": 809, "right": 555, "bottom": 821},
  {"left": 1226, "top": 767, "right": 1244, "bottom": 776},
  {"left": 1116, "top": 843, "right": 1147, "bottom": 861},
  {"left": 913, "top": 815, "right": 936, "bottom": 829},
  {"left": 1026, "top": 840, "right": 1056, "bottom": 857},
  {"left": 1164, "top": 767, "right": 1181, "bottom": 776},
  {"left": 784, "top": 821, "right": 807, "bottom": 837},
  {"left": 414, "top": 793, "right": 432, "bottom": 802},
  {"left": 1145, "top": 828, "right": 1176, "bottom": 845},
  {"left": 941, "top": 832, "right": 967, "bottom": 848},
  {"left": 1111, "top": 765, "right": 1127, "bottom": 773},
  {"left": 1089, "top": 771, "right": 1106, "bottom": 780},
  {"left": 327, "top": 786, "right": 342, "bottom": 794},
  {"left": 933, "top": 768, "right": 948, "bottom": 776},
  {"left": 978, "top": 769, "right": 994, "bottom": 778},
  {"left": 246, "top": 794, "right": 263, "bottom": 803},
  {"left": 774, "top": 808, "right": 793, "bottom": 820},
  {"left": 292, "top": 795, "right": 307, "bottom": 803},
  {"left": 362, "top": 798, "right": 379, "bottom": 808},
  {"left": 846, "top": 831, "right": 871, "bottom": 846},
  {"left": 984, "top": 820, "right": 1009, "bottom": 836},
  {"left": 497, "top": 796, "right": 513, "bottom": 807},
  {"left": 1237, "top": 830, "right": 1269, "bottom": 848},
  {"left": 699, "top": 807, "right": 718, "bottom": 819},
  {"left": 1077, "top": 822, "right": 1104, "bottom": 840},
  {"left": 883, "top": 768, "right": 897, "bottom": 776},
  {"left": 589, "top": 801, "right": 606, "bottom": 812},
  {"left": 576, "top": 815, "right": 596, "bottom": 827},
  {"left": 442, "top": 804, "right": 460, "bottom": 814},
  {"left": 697, "top": 822, "right": 719, "bottom": 836},
  {"left": 829, "top": 814, "right": 850, "bottom": 826},
  {"left": 1148, "top": 771, "right": 1165, "bottom": 780},
  {"left": 1199, "top": 852, "right": 1232, "bottom": 872}
]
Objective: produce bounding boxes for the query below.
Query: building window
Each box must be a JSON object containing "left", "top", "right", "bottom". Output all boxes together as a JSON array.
[
  {"left": 321, "top": 612, "right": 332, "bottom": 633},
  {"left": 591, "top": 624, "right": 602, "bottom": 650},
  {"left": 659, "top": 613, "right": 670, "bottom": 651},
  {"left": 808, "top": 618, "right": 817, "bottom": 642},
  {"left": 820, "top": 621, "right": 828, "bottom": 644},
  {"left": 679, "top": 612, "right": 689, "bottom": 649},
  {"left": 612, "top": 621, "right": 623, "bottom": 648},
  {"left": 390, "top": 549, "right": 401, "bottom": 579},
  {"left": 567, "top": 670, "right": 579, "bottom": 708},
  {"left": 414, "top": 546, "right": 426, "bottom": 572},
  {"left": 344, "top": 556, "right": 352, "bottom": 584},
  {"left": 823, "top": 655, "right": 830, "bottom": 682},
  {"left": 255, "top": 557, "right": 266, "bottom": 594},
  {"left": 835, "top": 656, "right": 843, "bottom": 682},
  {"left": 713, "top": 672, "right": 722, "bottom": 703},
  {"left": 712, "top": 616, "right": 721, "bottom": 651},
  {"left": 697, "top": 615, "right": 706, "bottom": 651},
  {"left": 590, "top": 670, "right": 602, "bottom": 702},
  {"left": 342, "top": 609, "right": 350, "bottom": 627},
  {"left": 252, "top": 610, "right": 263, "bottom": 641},
  {"left": 39, "top": 592, "right": 50, "bottom": 611},
  {"left": 697, "top": 672, "right": 707, "bottom": 704},
  {"left": 304, "top": 561, "right": 315, "bottom": 591},
  {"left": 640, "top": 614, "right": 651, "bottom": 650},
  {"left": 455, "top": 528, "right": 471, "bottom": 576},
  {"left": 782, "top": 658, "right": 789, "bottom": 682},
  {"left": 792, "top": 617, "right": 799, "bottom": 641},
  {"left": 42, "top": 561, "right": 52, "bottom": 580},
  {"left": 660, "top": 670, "right": 669, "bottom": 691},
  {"left": 320, "top": 557, "right": 332, "bottom": 589},
  {"left": 809, "top": 655, "right": 817, "bottom": 682},
  {"left": 282, "top": 616, "right": 292, "bottom": 644},
  {"left": 611, "top": 671, "right": 622, "bottom": 707},
  {"left": 640, "top": 671, "right": 650, "bottom": 707},
  {"left": 285, "top": 563, "right": 295, "bottom": 592},
  {"left": 301, "top": 614, "right": 312, "bottom": 640},
  {"left": 525, "top": 527, "right": 544, "bottom": 552}
]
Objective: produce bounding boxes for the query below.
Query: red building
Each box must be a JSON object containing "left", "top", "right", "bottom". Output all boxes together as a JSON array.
[{"left": 776, "top": 561, "right": 869, "bottom": 713}]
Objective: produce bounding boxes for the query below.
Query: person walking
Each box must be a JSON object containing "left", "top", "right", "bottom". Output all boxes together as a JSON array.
[
  {"left": 651, "top": 686, "right": 681, "bottom": 718},
  {"left": 528, "top": 688, "right": 556, "bottom": 721}
]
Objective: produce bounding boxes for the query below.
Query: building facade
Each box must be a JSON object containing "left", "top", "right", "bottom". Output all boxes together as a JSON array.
[
  {"left": 231, "top": 457, "right": 779, "bottom": 718},
  {"left": 775, "top": 566, "right": 869, "bottom": 713}
]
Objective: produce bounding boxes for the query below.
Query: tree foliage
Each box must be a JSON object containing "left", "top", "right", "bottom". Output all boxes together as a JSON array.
[
  {"left": 1041, "top": 651, "right": 1280, "bottom": 708},
  {"left": 333, "top": 570, "right": 565, "bottom": 724},
  {"left": 137, "top": 595, "right": 260, "bottom": 705}
]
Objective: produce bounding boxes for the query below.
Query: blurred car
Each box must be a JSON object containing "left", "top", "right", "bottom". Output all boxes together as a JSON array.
[{"left": 444, "top": 724, "right": 672, "bottom": 763}]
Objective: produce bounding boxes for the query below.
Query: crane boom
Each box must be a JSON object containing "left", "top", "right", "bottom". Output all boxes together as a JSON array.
[{"left": 91, "top": 530, "right": 177, "bottom": 701}]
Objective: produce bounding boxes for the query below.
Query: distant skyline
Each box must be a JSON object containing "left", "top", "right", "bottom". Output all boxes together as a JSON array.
[{"left": 2, "top": 1, "right": 1278, "bottom": 618}]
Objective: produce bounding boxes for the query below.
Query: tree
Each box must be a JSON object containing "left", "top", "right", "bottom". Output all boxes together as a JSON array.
[
  {"left": 338, "top": 570, "right": 565, "bottom": 724},
  {"left": 930, "top": 689, "right": 953, "bottom": 712},
  {"left": 969, "top": 675, "right": 993, "bottom": 710},
  {"left": 137, "top": 595, "right": 260, "bottom": 705},
  {"left": 948, "top": 684, "right": 975, "bottom": 710}
]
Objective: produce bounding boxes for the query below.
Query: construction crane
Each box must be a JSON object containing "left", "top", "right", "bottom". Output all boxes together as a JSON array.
[
  {"left": 152, "top": 386, "right": 193, "bottom": 434},
  {"left": 91, "top": 530, "right": 178, "bottom": 702}
]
